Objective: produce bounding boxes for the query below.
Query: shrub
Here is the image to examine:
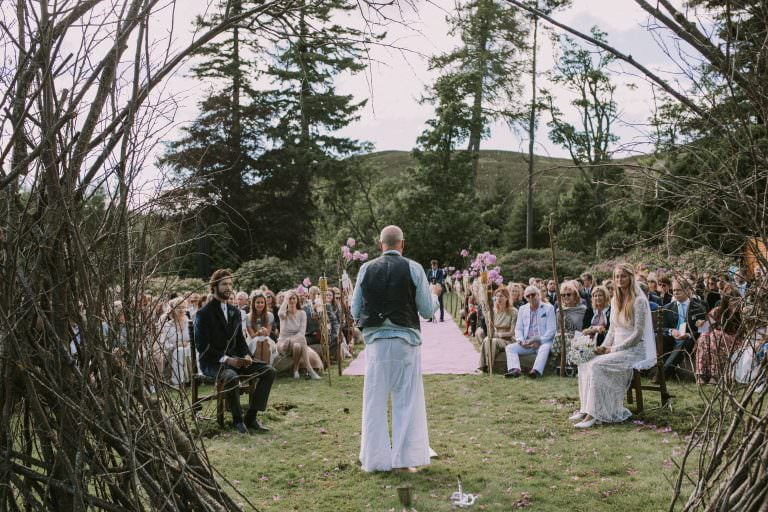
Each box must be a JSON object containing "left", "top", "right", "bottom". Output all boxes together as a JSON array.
[
  {"left": 498, "top": 248, "right": 591, "bottom": 283},
  {"left": 146, "top": 276, "right": 207, "bottom": 297},
  {"left": 234, "top": 257, "right": 302, "bottom": 292},
  {"left": 584, "top": 245, "right": 736, "bottom": 281}
]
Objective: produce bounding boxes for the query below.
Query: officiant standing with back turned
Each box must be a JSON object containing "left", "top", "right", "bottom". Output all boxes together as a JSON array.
[{"left": 352, "top": 225, "right": 441, "bottom": 472}]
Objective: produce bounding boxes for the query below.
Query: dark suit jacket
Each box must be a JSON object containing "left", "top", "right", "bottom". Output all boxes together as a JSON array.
[
  {"left": 662, "top": 298, "right": 708, "bottom": 341},
  {"left": 427, "top": 267, "right": 446, "bottom": 286},
  {"left": 194, "top": 298, "right": 249, "bottom": 367}
]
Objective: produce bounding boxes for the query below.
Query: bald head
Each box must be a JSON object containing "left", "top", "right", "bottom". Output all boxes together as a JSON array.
[{"left": 379, "top": 225, "right": 404, "bottom": 251}]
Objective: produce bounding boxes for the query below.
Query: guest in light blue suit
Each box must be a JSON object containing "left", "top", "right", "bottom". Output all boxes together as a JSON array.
[{"left": 504, "top": 285, "right": 557, "bottom": 378}]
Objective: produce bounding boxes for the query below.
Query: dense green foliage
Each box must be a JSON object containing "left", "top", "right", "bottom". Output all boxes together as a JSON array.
[
  {"left": 155, "top": 0, "right": 758, "bottom": 281},
  {"left": 160, "top": 0, "right": 376, "bottom": 276},
  {"left": 498, "top": 248, "right": 589, "bottom": 282}
]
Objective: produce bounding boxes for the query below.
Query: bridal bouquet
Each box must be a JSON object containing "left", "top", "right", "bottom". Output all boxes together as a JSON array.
[{"left": 567, "top": 332, "right": 597, "bottom": 366}]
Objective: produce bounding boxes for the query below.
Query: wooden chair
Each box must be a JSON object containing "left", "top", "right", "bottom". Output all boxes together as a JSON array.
[
  {"left": 189, "top": 321, "right": 257, "bottom": 427},
  {"left": 627, "top": 309, "right": 672, "bottom": 412}
]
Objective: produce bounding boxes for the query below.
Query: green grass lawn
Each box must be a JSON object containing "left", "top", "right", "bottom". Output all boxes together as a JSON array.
[{"left": 198, "top": 365, "right": 702, "bottom": 511}]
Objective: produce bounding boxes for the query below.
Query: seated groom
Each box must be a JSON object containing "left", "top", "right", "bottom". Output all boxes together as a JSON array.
[
  {"left": 195, "top": 268, "right": 277, "bottom": 434},
  {"left": 504, "top": 285, "right": 556, "bottom": 378}
]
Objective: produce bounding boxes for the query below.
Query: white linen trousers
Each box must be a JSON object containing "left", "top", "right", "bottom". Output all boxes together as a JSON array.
[{"left": 359, "top": 337, "right": 430, "bottom": 472}]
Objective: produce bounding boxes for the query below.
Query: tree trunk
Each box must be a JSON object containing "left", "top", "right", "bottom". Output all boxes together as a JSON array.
[
  {"left": 467, "top": 0, "right": 491, "bottom": 187},
  {"left": 231, "top": 0, "right": 243, "bottom": 158},
  {"left": 526, "top": 12, "right": 539, "bottom": 249},
  {"left": 298, "top": 3, "right": 310, "bottom": 145}
]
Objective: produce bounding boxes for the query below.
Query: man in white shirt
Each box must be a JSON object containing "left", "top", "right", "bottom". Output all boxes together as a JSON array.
[
  {"left": 504, "top": 285, "right": 557, "bottom": 378},
  {"left": 352, "top": 226, "right": 441, "bottom": 472}
]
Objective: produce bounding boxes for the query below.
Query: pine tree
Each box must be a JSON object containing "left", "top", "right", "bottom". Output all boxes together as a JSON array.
[
  {"left": 428, "top": 0, "right": 529, "bottom": 185},
  {"left": 159, "top": 0, "right": 272, "bottom": 275},
  {"left": 387, "top": 0, "right": 530, "bottom": 265},
  {"left": 255, "top": 0, "right": 376, "bottom": 257},
  {"left": 389, "top": 76, "right": 489, "bottom": 266},
  {"left": 161, "top": 0, "right": 374, "bottom": 270}
]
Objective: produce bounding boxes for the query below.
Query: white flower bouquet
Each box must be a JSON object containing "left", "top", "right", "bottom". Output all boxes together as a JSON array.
[
  {"left": 550, "top": 331, "right": 573, "bottom": 359},
  {"left": 567, "top": 332, "right": 597, "bottom": 366}
]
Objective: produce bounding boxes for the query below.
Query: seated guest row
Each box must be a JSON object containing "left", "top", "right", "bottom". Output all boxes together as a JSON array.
[{"left": 463, "top": 265, "right": 761, "bottom": 386}]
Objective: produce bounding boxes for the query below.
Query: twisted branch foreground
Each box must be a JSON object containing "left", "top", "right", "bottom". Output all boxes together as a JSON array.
[{"left": 0, "top": 1, "right": 304, "bottom": 509}]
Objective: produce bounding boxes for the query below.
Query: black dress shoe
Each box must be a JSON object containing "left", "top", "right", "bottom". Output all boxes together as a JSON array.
[
  {"left": 527, "top": 370, "right": 541, "bottom": 379},
  {"left": 245, "top": 416, "right": 270, "bottom": 432},
  {"left": 504, "top": 369, "right": 521, "bottom": 378},
  {"left": 233, "top": 422, "right": 248, "bottom": 434}
]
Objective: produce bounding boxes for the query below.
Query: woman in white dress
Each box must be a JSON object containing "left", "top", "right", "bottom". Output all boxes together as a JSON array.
[
  {"left": 570, "top": 263, "right": 657, "bottom": 428},
  {"left": 160, "top": 297, "right": 192, "bottom": 385}
]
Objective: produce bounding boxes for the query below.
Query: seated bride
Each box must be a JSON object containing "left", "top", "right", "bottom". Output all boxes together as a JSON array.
[{"left": 569, "top": 263, "right": 657, "bottom": 428}]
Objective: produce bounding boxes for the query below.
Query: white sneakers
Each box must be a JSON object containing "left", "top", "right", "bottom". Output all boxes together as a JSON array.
[
  {"left": 569, "top": 411, "right": 598, "bottom": 428},
  {"left": 574, "top": 418, "right": 598, "bottom": 428}
]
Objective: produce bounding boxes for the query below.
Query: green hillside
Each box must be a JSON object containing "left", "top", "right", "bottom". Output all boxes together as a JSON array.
[{"left": 359, "top": 149, "right": 578, "bottom": 199}]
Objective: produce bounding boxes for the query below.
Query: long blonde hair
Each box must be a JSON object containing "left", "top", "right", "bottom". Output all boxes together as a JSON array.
[{"left": 612, "top": 263, "right": 638, "bottom": 325}]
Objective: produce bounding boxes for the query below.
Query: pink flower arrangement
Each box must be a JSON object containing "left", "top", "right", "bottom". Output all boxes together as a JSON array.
[
  {"left": 302, "top": 277, "right": 311, "bottom": 288},
  {"left": 296, "top": 285, "right": 307, "bottom": 294},
  {"left": 340, "top": 238, "right": 367, "bottom": 264},
  {"left": 460, "top": 249, "right": 469, "bottom": 258}
]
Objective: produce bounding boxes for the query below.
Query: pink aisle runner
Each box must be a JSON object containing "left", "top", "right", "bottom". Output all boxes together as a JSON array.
[{"left": 343, "top": 314, "right": 480, "bottom": 376}]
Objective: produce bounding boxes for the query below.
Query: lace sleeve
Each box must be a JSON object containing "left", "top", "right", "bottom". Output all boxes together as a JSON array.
[
  {"left": 611, "top": 297, "right": 647, "bottom": 352},
  {"left": 602, "top": 319, "right": 616, "bottom": 348}
]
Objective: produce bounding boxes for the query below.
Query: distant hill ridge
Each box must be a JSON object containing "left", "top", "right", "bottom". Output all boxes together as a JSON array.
[{"left": 358, "top": 149, "right": 579, "bottom": 199}]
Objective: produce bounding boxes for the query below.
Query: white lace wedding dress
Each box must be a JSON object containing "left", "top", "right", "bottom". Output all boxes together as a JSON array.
[{"left": 577, "top": 296, "right": 649, "bottom": 423}]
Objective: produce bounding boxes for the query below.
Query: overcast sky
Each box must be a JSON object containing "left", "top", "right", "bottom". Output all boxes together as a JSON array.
[{"left": 158, "top": 0, "right": 691, "bottom": 163}]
